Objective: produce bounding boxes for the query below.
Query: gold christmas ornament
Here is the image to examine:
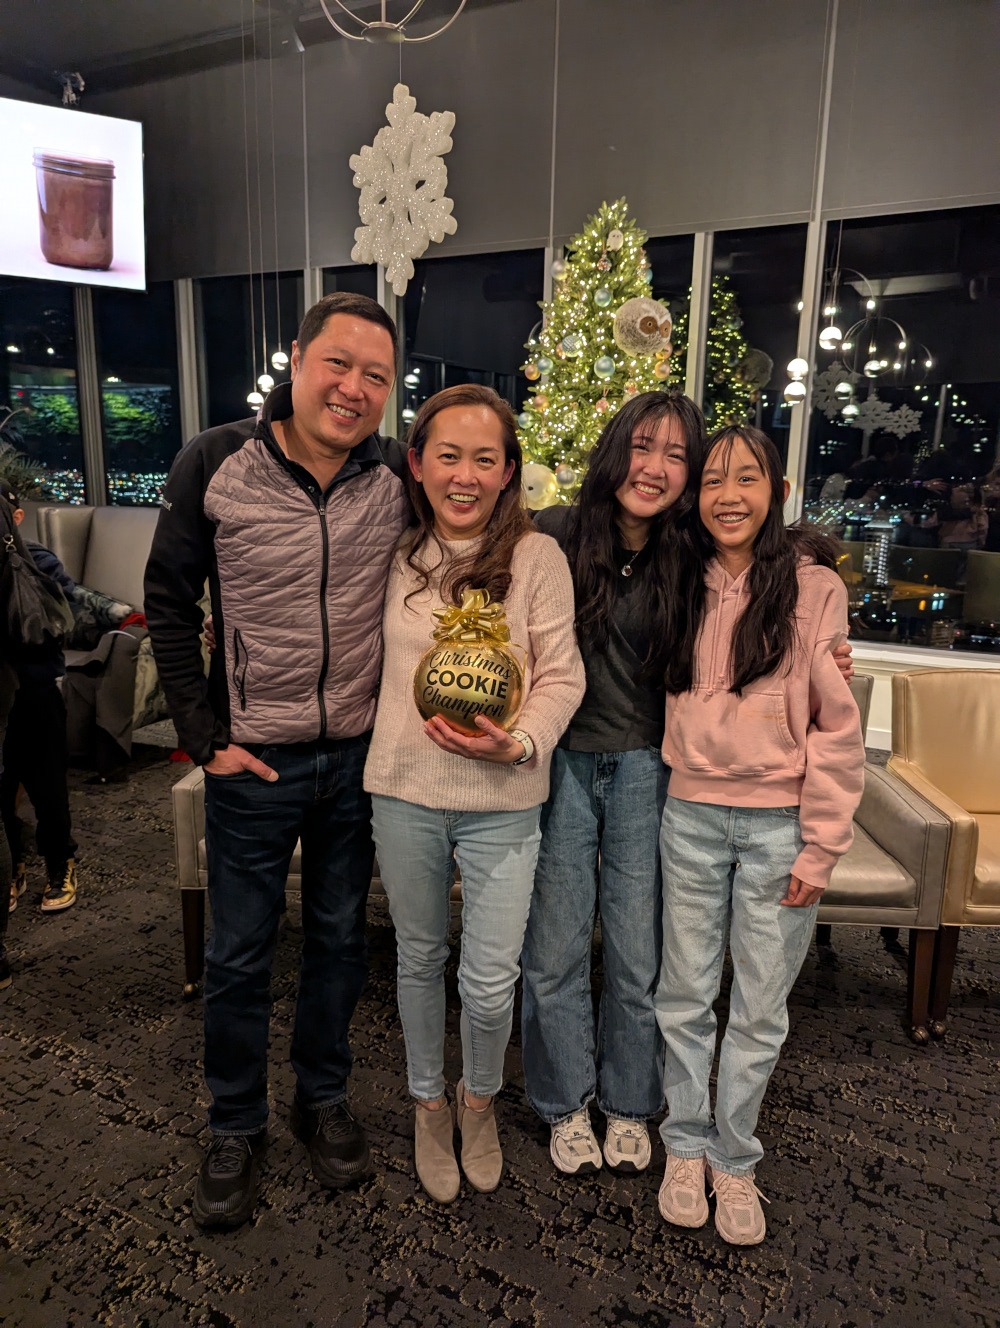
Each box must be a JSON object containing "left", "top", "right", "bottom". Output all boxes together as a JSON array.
[
  {"left": 413, "top": 590, "right": 524, "bottom": 737},
  {"left": 653, "top": 359, "right": 671, "bottom": 380},
  {"left": 523, "top": 362, "right": 541, "bottom": 381},
  {"left": 532, "top": 393, "right": 549, "bottom": 411}
]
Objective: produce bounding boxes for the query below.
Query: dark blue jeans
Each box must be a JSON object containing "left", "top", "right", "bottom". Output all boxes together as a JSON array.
[
  {"left": 521, "top": 746, "right": 668, "bottom": 1123},
  {"left": 203, "top": 735, "right": 374, "bottom": 1135}
]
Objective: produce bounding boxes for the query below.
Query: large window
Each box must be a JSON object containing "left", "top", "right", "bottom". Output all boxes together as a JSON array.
[
  {"left": 399, "top": 250, "right": 544, "bottom": 427},
  {"left": 0, "top": 277, "right": 84, "bottom": 503},
  {"left": 93, "top": 282, "right": 181, "bottom": 505},
  {"left": 646, "top": 232, "right": 695, "bottom": 390},
  {"left": 709, "top": 225, "right": 807, "bottom": 460},
  {"left": 200, "top": 271, "right": 302, "bottom": 428},
  {"left": 802, "top": 207, "right": 1000, "bottom": 651},
  {"left": 323, "top": 265, "right": 377, "bottom": 301}
]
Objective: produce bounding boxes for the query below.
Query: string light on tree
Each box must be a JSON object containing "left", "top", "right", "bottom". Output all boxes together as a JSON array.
[{"left": 518, "top": 198, "right": 685, "bottom": 487}]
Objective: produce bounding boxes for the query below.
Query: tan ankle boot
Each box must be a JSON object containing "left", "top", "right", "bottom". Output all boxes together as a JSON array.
[
  {"left": 455, "top": 1077, "right": 502, "bottom": 1193},
  {"left": 414, "top": 1099, "right": 460, "bottom": 1204}
]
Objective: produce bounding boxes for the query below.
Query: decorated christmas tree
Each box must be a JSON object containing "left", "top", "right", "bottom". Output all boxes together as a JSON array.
[
  {"left": 702, "top": 276, "right": 754, "bottom": 429},
  {"left": 517, "top": 199, "right": 682, "bottom": 492}
]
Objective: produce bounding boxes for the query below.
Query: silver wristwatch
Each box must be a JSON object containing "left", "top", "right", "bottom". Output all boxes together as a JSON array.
[{"left": 509, "top": 729, "right": 534, "bottom": 766}]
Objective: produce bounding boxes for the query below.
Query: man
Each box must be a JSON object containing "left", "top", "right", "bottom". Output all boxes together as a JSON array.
[{"left": 145, "top": 292, "right": 408, "bottom": 1230}]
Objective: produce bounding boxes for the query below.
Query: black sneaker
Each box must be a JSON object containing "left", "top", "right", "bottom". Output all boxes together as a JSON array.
[
  {"left": 291, "top": 1097, "right": 371, "bottom": 1189},
  {"left": 191, "top": 1130, "right": 267, "bottom": 1230},
  {"left": 0, "top": 954, "right": 11, "bottom": 991}
]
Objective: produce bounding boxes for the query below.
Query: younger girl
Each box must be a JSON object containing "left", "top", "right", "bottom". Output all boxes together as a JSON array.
[{"left": 654, "top": 425, "right": 864, "bottom": 1246}]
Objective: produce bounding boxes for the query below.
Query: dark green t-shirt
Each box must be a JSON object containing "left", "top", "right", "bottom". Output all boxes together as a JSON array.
[{"left": 534, "top": 505, "right": 666, "bottom": 753}]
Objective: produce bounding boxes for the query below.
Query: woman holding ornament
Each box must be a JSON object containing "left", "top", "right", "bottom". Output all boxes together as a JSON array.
[{"left": 364, "top": 383, "right": 585, "bottom": 1204}]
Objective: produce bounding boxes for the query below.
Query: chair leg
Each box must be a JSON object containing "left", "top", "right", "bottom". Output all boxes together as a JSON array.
[
  {"left": 181, "top": 889, "right": 206, "bottom": 1000},
  {"left": 928, "top": 926, "right": 961, "bottom": 1040},
  {"left": 906, "top": 929, "right": 934, "bottom": 1045}
]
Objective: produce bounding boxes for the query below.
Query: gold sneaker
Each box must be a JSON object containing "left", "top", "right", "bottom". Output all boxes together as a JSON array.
[
  {"left": 9, "top": 862, "right": 27, "bottom": 914},
  {"left": 41, "top": 859, "right": 78, "bottom": 913}
]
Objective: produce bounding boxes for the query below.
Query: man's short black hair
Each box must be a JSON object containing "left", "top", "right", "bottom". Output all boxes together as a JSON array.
[{"left": 295, "top": 292, "right": 398, "bottom": 369}]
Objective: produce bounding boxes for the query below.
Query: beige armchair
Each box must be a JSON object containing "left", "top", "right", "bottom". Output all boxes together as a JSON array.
[
  {"left": 813, "top": 675, "right": 952, "bottom": 1044},
  {"left": 887, "top": 669, "right": 1000, "bottom": 1038}
]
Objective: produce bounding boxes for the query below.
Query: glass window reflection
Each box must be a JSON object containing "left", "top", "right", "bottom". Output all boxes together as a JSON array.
[{"left": 803, "top": 207, "right": 1000, "bottom": 652}]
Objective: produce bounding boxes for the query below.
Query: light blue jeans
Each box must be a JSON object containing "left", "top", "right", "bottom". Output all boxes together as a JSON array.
[
  {"left": 521, "top": 747, "right": 668, "bottom": 1123},
  {"left": 371, "top": 794, "right": 542, "bottom": 1102},
  {"left": 654, "top": 796, "right": 818, "bottom": 1176}
]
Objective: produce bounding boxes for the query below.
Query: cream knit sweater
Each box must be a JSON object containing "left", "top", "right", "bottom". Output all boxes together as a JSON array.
[{"left": 364, "top": 529, "right": 585, "bottom": 812}]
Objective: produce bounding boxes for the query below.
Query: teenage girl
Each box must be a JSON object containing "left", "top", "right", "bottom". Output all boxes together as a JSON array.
[
  {"left": 520, "top": 391, "right": 702, "bottom": 1175},
  {"left": 654, "top": 424, "right": 864, "bottom": 1245}
]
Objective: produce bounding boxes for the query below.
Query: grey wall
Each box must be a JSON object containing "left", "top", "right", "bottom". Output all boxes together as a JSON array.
[
  {"left": 74, "top": 0, "right": 1000, "bottom": 282},
  {"left": 824, "top": 0, "right": 1000, "bottom": 219}
]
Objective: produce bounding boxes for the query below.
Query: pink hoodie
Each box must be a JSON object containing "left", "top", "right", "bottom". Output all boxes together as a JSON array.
[{"left": 662, "top": 558, "right": 865, "bottom": 889}]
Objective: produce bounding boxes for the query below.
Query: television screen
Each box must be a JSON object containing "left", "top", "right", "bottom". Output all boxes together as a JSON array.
[{"left": 0, "top": 96, "right": 145, "bottom": 290}]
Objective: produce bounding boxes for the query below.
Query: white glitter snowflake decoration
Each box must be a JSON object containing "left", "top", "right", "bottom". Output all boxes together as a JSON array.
[
  {"left": 812, "top": 364, "right": 860, "bottom": 419},
  {"left": 884, "top": 404, "right": 923, "bottom": 439},
  {"left": 349, "top": 83, "right": 457, "bottom": 296},
  {"left": 849, "top": 392, "right": 896, "bottom": 435}
]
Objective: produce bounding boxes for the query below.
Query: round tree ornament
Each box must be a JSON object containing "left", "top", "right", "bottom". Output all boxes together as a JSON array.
[
  {"left": 594, "top": 355, "right": 616, "bottom": 379},
  {"left": 607, "top": 228, "right": 624, "bottom": 251},
  {"left": 413, "top": 590, "right": 524, "bottom": 736},
  {"left": 594, "top": 287, "right": 613, "bottom": 308}
]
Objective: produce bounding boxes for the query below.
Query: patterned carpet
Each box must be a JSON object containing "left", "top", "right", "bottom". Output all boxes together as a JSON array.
[{"left": 1, "top": 748, "right": 998, "bottom": 1328}]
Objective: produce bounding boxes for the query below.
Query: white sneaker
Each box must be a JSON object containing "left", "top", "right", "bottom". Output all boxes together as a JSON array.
[
  {"left": 708, "top": 1165, "right": 770, "bottom": 1245},
  {"left": 603, "top": 1117, "right": 652, "bottom": 1172},
  {"left": 549, "top": 1109, "right": 603, "bottom": 1174},
  {"left": 658, "top": 1152, "right": 709, "bottom": 1227}
]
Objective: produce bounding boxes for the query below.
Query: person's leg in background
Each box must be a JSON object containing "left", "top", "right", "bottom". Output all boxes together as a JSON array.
[
  {"left": 2, "top": 684, "right": 78, "bottom": 912},
  {"left": 0, "top": 718, "right": 26, "bottom": 916},
  {"left": 0, "top": 661, "right": 19, "bottom": 988},
  {"left": 290, "top": 734, "right": 377, "bottom": 1190}
]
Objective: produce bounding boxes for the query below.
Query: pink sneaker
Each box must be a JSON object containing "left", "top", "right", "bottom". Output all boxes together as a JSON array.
[
  {"left": 658, "top": 1152, "right": 709, "bottom": 1228},
  {"left": 708, "top": 1165, "right": 770, "bottom": 1245}
]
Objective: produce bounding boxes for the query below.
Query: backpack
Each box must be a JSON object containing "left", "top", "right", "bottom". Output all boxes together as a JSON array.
[{"left": 0, "top": 494, "right": 75, "bottom": 650}]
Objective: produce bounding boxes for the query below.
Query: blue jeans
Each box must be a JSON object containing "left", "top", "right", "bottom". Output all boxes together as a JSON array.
[
  {"left": 371, "top": 794, "right": 541, "bottom": 1102},
  {"left": 654, "top": 796, "right": 818, "bottom": 1175},
  {"left": 203, "top": 736, "right": 374, "bottom": 1134},
  {"left": 521, "top": 747, "right": 668, "bottom": 1123}
]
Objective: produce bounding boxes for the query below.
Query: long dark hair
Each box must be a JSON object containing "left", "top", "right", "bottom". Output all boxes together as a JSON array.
[
  {"left": 563, "top": 390, "right": 706, "bottom": 682},
  {"left": 404, "top": 383, "right": 531, "bottom": 606},
  {"left": 665, "top": 424, "right": 839, "bottom": 696}
]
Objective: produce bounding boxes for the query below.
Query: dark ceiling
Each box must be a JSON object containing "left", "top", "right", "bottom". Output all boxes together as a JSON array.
[{"left": 0, "top": 0, "right": 506, "bottom": 96}]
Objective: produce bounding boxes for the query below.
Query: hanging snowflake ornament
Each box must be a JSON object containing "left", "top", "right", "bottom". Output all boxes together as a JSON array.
[
  {"left": 812, "top": 363, "right": 861, "bottom": 418},
  {"left": 349, "top": 83, "right": 457, "bottom": 296},
  {"left": 884, "top": 403, "right": 923, "bottom": 439},
  {"left": 847, "top": 391, "right": 896, "bottom": 435}
]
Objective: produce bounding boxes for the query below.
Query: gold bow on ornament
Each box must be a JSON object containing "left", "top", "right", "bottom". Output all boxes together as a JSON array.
[{"left": 431, "top": 589, "right": 512, "bottom": 645}]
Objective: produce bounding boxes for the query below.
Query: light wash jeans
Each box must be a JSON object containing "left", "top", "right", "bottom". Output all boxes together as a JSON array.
[
  {"left": 521, "top": 746, "right": 668, "bottom": 1123},
  {"left": 371, "top": 794, "right": 542, "bottom": 1102},
  {"left": 654, "top": 796, "right": 818, "bottom": 1176}
]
